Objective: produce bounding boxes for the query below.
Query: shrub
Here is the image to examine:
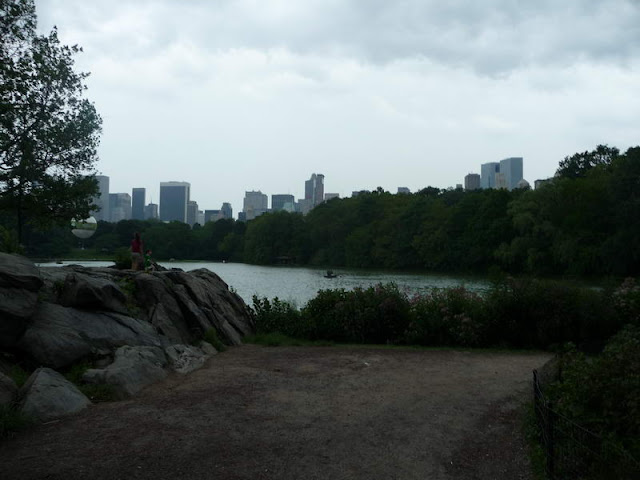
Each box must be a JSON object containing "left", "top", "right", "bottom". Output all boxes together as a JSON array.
[
  {"left": 407, "top": 286, "right": 486, "bottom": 346},
  {"left": 203, "top": 328, "right": 226, "bottom": 352},
  {"left": 548, "top": 326, "right": 640, "bottom": 469},
  {"left": 251, "top": 296, "right": 308, "bottom": 339},
  {"left": 0, "top": 405, "right": 33, "bottom": 439},
  {"left": 302, "top": 283, "right": 411, "bottom": 344},
  {"left": 113, "top": 247, "right": 131, "bottom": 269}
]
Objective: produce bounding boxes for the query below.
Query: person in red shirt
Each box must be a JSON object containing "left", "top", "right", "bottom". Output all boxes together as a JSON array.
[{"left": 130, "top": 232, "right": 143, "bottom": 270}]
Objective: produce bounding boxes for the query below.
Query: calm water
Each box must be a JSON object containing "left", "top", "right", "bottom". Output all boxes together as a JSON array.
[{"left": 38, "top": 260, "right": 489, "bottom": 307}]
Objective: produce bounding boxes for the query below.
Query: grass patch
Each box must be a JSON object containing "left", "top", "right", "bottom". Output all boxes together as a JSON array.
[
  {"left": 203, "top": 328, "right": 227, "bottom": 352},
  {"left": 244, "top": 332, "right": 334, "bottom": 347},
  {"left": 8, "top": 365, "right": 30, "bottom": 388},
  {"left": 78, "top": 384, "right": 118, "bottom": 403},
  {"left": 523, "top": 401, "right": 547, "bottom": 480},
  {"left": 0, "top": 405, "right": 33, "bottom": 439}
]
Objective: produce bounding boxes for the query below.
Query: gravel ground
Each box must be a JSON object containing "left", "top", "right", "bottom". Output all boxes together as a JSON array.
[{"left": 0, "top": 345, "right": 551, "bottom": 480}]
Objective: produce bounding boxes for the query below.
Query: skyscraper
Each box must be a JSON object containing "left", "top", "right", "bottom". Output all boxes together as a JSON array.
[
  {"left": 272, "top": 194, "right": 295, "bottom": 211},
  {"left": 221, "top": 202, "right": 232, "bottom": 220},
  {"left": 131, "top": 188, "right": 145, "bottom": 220},
  {"left": 499, "top": 157, "right": 524, "bottom": 191},
  {"left": 160, "top": 181, "right": 190, "bottom": 222},
  {"left": 109, "top": 193, "right": 131, "bottom": 222},
  {"left": 305, "top": 173, "right": 324, "bottom": 208},
  {"left": 464, "top": 174, "right": 480, "bottom": 191},
  {"left": 187, "top": 200, "right": 199, "bottom": 227},
  {"left": 92, "top": 175, "right": 109, "bottom": 221},
  {"left": 144, "top": 203, "right": 158, "bottom": 220},
  {"left": 243, "top": 191, "right": 268, "bottom": 220},
  {"left": 480, "top": 162, "right": 500, "bottom": 189}
]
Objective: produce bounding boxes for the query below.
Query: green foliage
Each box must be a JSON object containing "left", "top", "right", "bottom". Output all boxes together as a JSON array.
[
  {"left": 203, "top": 328, "right": 226, "bottom": 352},
  {"left": 0, "top": 404, "right": 33, "bottom": 439},
  {"left": 251, "top": 296, "right": 309, "bottom": 339},
  {"left": 78, "top": 384, "right": 117, "bottom": 403},
  {"left": 0, "top": 225, "right": 22, "bottom": 253},
  {"left": 407, "top": 287, "right": 486, "bottom": 346},
  {"left": 0, "top": 0, "right": 102, "bottom": 242},
  {"left": 249, "top": 278, "right": 637, "bottom": 351},
  {"left": 8, "top": 364, "right": 29, "bottom": 387},
  {"left": 113, "top": 247, "right": 131, "bottom": 269},
  {"left": 548, "top": 326, "right": 640, "bottom": 468},
  {"left": 64, "top": 361, "right": 92, "bottom": 385}
]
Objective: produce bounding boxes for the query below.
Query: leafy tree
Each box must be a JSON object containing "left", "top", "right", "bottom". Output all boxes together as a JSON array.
[
  {"left": 555, "top": 144, "right": 619, "bottom": 179},
  {"left": 0, "top": 0, "right": 102, "bottom": 242}
]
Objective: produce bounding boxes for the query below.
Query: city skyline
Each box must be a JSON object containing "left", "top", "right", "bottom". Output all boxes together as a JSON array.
[{"left": 37, "top": 1, "right": 640, "bottom": 215}]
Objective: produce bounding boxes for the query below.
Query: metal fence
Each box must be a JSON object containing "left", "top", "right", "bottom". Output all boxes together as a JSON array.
[{"left": 532, "top": 369, "right": 640, "bottom": 480}]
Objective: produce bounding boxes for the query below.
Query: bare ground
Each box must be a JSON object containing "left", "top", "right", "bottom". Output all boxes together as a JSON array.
[{"left": 0, "top": 345, "right": 550, "bottom": 480}]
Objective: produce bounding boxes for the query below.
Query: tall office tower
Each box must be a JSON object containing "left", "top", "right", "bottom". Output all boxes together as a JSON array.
[
  {"left": 464, "top": 173, "right": 481, "bottom": 191},
  {"left": 243, "top": 190, "right": 268, "bottom": 220},
  {"left": 160, "top": 181, "right": 190, "bottom": 222},
  {"left": 272, "top": 194, "right": 295, "bottom": 211},
  {"left": 221, "top": 202, "right": 232, "bottom": 220},
  {"left": 144, "top": 203, "right": 158, "bottom": 219},
  {"left": 305, "top": 173, "right": 324, "bottom": 207},
  {"left": 131, "top": 188, "right": 146, "bottom": 220},
  {"left": 109, "top": 193, "right": 132, "bottom": 222},
  {"left": 204, "top": 210, "right": 220, "bottom": 223},
  {"left": 186, "top": 200, "right": 199, "bottom": 226},
  {"left": 480, "top": 162, "right": 500, "bottom": 189},
  {"left": 92, "top": 175, "right": 110, "bottom": 221},
  {"left": 499, "top": 157, "right": 524, "bottom": 191}
]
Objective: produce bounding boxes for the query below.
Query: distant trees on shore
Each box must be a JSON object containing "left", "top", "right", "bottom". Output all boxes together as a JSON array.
[{"left": 5, "top": 144, "right": 640, "bottom": 277}]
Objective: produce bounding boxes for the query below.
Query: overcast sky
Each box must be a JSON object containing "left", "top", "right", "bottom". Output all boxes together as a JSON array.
[{"left": 35, "top": 0, "right": 640, "bottom": 216}]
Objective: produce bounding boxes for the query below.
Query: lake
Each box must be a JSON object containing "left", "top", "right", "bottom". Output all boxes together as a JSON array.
[{"left": 38, "top": 260, "right": 489, "bottom": 307}]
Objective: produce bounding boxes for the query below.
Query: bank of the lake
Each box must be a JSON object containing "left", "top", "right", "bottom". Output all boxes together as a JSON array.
[{"left": 36, "top": 260, "right": 489, "bottom": 307}]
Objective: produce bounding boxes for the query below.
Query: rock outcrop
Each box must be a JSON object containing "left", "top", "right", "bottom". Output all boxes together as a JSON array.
[
  {"left": 0, "top": 253, "right": 255, "bottom": 419},
  {"left": 19, "top": 368, "right": 91, "bottom": 422}
]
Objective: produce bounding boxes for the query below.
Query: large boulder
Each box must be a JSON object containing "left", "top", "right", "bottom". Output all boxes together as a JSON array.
[
  {"left": 0, "top": 371, "right": 18, "bottom": 406},
  {"left": 82, "top": 346, "right": 167, "bottom": 398},
  {"left": 0, "top": 253, "right": 43, "bottom": 290},
  {"left": 19, "top": 368, "right": 91, "bottom": 422},
  {"left": 58, "top": 271, "right": 129, "bottom": 314},
  {"left": 132, "top": 273, "right": 194, "bottom": 344},
  {"left": 0, "top": 253, "right": 43, "bottom": 347},
  {"left": 17, "top": 303, "right": 165, "bottom": 369},
  {"left": 165, "top": 344, "right": 214, "bottom": 374}
]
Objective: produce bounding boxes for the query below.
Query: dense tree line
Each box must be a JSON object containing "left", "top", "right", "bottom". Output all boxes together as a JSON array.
[{"left": 3, "top": 144, "right": 639, "bottom": 277}]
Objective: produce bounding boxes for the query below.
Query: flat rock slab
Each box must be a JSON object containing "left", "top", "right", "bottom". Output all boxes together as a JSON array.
[{"left": 0, "top": 346, "right": 551, "bottom": 480}]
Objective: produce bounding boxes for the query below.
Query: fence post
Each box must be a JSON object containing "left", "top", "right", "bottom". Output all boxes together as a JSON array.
[{"left": 547, "top": 400, "right": 555, "bottom": 478}]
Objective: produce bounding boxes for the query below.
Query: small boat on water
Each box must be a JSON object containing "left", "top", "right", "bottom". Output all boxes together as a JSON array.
[{"left": 324, "top": 270, "right": 338, "bottom": 279}]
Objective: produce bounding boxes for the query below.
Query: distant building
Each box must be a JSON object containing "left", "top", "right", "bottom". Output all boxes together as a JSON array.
[
  {"left": 324, "top": 193, "right": 340, "bottom": 201},
  {"left": 499, "top": 157, "right": 524, "bottom": 191},
  {"left": 221, "top": 202, "right": 232, "bottom": 220},
  {"left": 397, "top": 187, "right": 411, "bottom": 194},
  {"left": 243, "top": 190, "right": 268, "bottom": 220},
  {"left": 456, "top": 184, "right": 463, "bottom": 190},
  {"left": 464, "top": 174, "right": 480, "bottom": 191},
  {"left": 187, "top": 200, "right": 199, "bottom": 227},
  {"left": 305, "top": 173, "right": 324, "bottom": 208},
  {"left": 480, "top": 158, "right": 524, "bottom": 191},
  {"left": 272, "top": 194, "right": 295, "bottom": 212},
  {"left": 351, "top": 190, "right": 370, "bottom": 197},
  {"left": 92, "top": 175, "right": 110, "bottom": 222},
  {"left": 534, "top": 178, "right": 552, "bottom": 190},
  {"left": 197, "top": 210, "right": 205, "bottom": 226},
  {"left": 238, "top": 212, "right": 247, "bottom": 222},
  {"left": 131, "top": 188, "right": 145, "bottom": 220},
  {"left": 144, "top": 203, "right": 158, "bottom": 220},
  {"left": 296, "top": 198, "right": 313, "bottom": 215},
  {"left": 204, "top": 210, "right": 221, "bottom": 223},
  {"left": 480, "top": 162, "right": 500, "bottom": 189},
  {"left": 109, "top": 193, "right": 131, "bottom": 222},
  {"left": 516, "top": 179, "right": 531, "bottom": 189},
  {"left": 160, "top": 181, "right": 190, "bottom": 223}
]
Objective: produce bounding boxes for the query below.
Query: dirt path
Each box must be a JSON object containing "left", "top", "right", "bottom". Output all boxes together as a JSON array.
[{"left": 0, "top": 345, "right": 550, "bottom": 480}]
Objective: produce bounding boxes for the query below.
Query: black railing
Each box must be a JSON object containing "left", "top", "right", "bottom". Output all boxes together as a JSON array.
[{"left": 532, "top": 369, "right": 640, "bottom": 479}]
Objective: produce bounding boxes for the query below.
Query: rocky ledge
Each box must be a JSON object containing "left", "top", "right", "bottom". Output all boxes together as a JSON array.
[{"left": 0, "top": 253, "right": 254, "bottom": 423}]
